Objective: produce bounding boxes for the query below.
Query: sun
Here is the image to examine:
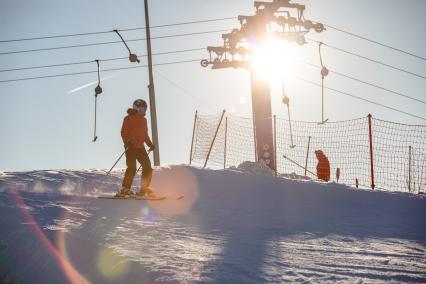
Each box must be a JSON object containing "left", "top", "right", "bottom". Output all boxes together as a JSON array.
[{"left": 251, "top": 39, "right": 301, "bottom": 83}]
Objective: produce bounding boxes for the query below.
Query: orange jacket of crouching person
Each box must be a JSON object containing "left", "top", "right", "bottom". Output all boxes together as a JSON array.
[{"left": 315, "top": 150, "right": 330, "bottom": 182}]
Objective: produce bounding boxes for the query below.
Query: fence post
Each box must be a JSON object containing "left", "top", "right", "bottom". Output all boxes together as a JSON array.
[
  {"left": 252, "top": 116, "right": 258, "bottom": 162},
  {"left": 273, "top": 115, "right": 277, "bottom": 176},
  {"left": 224, "top": 117, "right": 228, "bottom": 169},
  {"left": 204, "top": 110, "right": 226, "bottom": 168},
  {"left": 189, "top": 110, "right": 198, "bottom": 165},
  {"left": 408, "top": 145, "right": 412, "bottom": 193},
  {"left": 367, "top": 114, "right": 375, "bottom": 190},
  {"left": 304, "top": 136, "right": 311, "bottom": 176}
]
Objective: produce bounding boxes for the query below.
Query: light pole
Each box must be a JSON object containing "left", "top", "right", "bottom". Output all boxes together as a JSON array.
[{"left": 144, "top": 0, "right": 160, "bottom": 166}]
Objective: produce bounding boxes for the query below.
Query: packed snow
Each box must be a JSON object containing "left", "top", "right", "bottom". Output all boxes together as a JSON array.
[{"left": 0, "top": 164, "right": 425, "bottom": 283}]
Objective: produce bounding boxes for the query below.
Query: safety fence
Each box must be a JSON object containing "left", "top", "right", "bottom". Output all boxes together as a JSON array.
[{"left": 189, "top": 111, "right": 426, "bottom": 194}]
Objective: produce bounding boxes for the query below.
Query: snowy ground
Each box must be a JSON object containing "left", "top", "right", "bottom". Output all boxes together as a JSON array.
[{"left": 0, "top": 165, "right": 425, "bottom": 283}]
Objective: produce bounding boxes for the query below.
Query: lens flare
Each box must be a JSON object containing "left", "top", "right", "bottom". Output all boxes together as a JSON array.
[
  {"left": 251, "top": 39, "right": 300, "bottom": 83},
  {"left": 12, "top": 192, "right": 89, "bottom": 284},
  {"left": 141, "top": 206, "right": 150, "bottom": 216},
  {"left": 96, "top": 247, "right": 130, "bottom": 280},
  {"left": 149, "top": 167, "right": 199, "bottom": 216}
]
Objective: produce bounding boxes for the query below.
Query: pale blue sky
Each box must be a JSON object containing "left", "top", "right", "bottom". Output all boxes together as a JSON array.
[{"left": 1, "top": 0, "right": 425, "bottom": 171}]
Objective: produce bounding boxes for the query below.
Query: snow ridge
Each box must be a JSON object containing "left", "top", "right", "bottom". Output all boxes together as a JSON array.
[{"left": 0, "top": 165, "right": 425, "bottom": 283}]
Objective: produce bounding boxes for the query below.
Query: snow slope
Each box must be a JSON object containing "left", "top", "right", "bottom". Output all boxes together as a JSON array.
[{"left": 0, "top": 165, "right": 425, "bottom": 283}]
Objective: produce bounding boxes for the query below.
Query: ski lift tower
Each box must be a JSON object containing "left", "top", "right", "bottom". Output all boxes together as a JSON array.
[{"left": 201, "top": 0, "right": 324, "bottom": 171}]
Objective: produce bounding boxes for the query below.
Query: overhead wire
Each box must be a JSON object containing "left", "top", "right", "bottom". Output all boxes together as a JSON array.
[
  {"left": 0, "top": 16, "right": 235, "bottom": 43},
  {"left": 3, "top": 33, "right": 424, "bottom": 85},
  {"left": 0, "top": 59, "right": 201, "bottom": 83},
  {"left": 3, "top": 58, "right": 423, "bottom": 122},
  {"left": 297, "top": 77, "right": 426, "bottom": 121},
  {"left": 323, "top": 23, "right": 426, "bottom": 61},
  {"left": 0, "top": 47, "right": 205, "bottom": 72},
  {"left": 154, "top": 69, "right": 214, "bottom": 111},
  {"left": 0, "top": 29, "right": 230, "bottom": 56},
  {"left": 121, "top": 16, "right": 235, "bottom": 32},
  {"left": 0, "top": 15, "right": 424, "bottom": 121},
  {"left": 2, "top": 45, "right": 425, "bottom": 107},
  {"left": 2, "top": 12, "right": 423, "bottom": 62},
  {"left": 302, "top": 61, "right": 426, "bottom": 104},
  {"left": 307, "top": 38, "right": 426, "bottom": 80}
]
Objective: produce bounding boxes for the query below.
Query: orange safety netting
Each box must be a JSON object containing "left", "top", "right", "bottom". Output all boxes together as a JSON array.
[{"left": 190, "top": 113, "right": 426, "bottom": 194}]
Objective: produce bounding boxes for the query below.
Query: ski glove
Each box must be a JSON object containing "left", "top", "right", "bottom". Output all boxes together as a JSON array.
[
  {"left": 148, "top": 144, "right": 156, "bottom": 152},
  {"left": 124, "top": 140, "right": 133, "bottom": 149}
]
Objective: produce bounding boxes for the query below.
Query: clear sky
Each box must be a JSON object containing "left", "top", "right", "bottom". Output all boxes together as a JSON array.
[{"left": 1, "top": 0, "right": 425, "bottom": 171}]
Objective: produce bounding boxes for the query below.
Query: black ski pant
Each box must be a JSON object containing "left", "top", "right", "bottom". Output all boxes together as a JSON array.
[{"left": 122, "top": 147, "right": 153, "bottom": 190}]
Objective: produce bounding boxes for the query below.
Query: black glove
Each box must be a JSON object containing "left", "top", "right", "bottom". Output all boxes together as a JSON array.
[
  {"left": 124, "top": 140, "right": 133, "bottom": 149},
  {"left": 148, "top": 143, "right": 156, "bottom": 152}
]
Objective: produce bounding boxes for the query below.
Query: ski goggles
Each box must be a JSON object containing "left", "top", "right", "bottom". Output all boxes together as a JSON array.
[{"left": 137, "top": 107, "right": 147, "bottom": 113}]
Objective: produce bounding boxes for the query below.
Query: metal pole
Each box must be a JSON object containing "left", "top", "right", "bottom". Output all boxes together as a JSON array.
[
  {"left": 287, "top": 105, "right": 295, "bottom": 148},
  {"left": 93, "top": 60, "right": 101, "bottom": 142},
  {"left": 251, "top": 103, "right": 258, "bottom": 162},
  {"left": 408, "top": 145, "right": 412, "bottom": 193},
  {"left": 321, "top": 77, "right": 324, "bottom": 123},
  {"left": 368, "top": 114, "right": 375, "bottom": 190},
  {"left": 93, "top": 95, "right": 98, "bottom": 142},
  {"left": 224, "top": 117, "right": 228, "bottom": 169},
  {"left": 189, "top": 110, "right": 198, "bottom": 165},
  {"left": 250, "top": 72, "right": 274, "bottom": 169},
  {"left": 106, "top": 148, "right": 128, "bottom": 175},
  {"left": 204, "top": 110, "right": 226, "bottom": 168},
  {"left": 273, "top": 115, "right": 277, "bottom": 176},
  {"left": 144, "top": 0, "right": 160, "bottom": 166},
  {"left": 319, "top": 42, "right": 328, "bottom": 124},
  {"left": 304, "top": 136, "right": 311, "bottom": 176},
  {"left": 283, "top": 154, "right": 317, "bottom": 177}
]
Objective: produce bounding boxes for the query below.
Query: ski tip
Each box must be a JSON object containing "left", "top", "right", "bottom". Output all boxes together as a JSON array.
[{"left": 134, "top": 196, "right": 167, "bottom": 201}]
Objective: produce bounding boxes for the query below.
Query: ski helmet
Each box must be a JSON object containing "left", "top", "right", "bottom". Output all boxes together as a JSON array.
[{"left": 133, "top": 99, "right": 147, "bottom": 109}]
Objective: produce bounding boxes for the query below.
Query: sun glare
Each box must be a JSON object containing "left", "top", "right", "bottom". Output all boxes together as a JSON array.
[{"left": 251, "top": 39, "right": 300, "bottom": 82}]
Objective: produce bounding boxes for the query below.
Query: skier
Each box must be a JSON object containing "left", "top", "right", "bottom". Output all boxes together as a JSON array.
[
  {"left": 315, "top": 150, "right": 330, "bottom": 182},
  {"left": 118, "top": 99, "right": 156, "bottom": 197}
]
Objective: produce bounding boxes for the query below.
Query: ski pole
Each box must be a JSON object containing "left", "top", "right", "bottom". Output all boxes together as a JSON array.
[
  {"left": 106, "top": 147, "right": 128, "bottom": 175},
  {"left": 283, "top": 154, "right": 317, "bottom": 177},
  {"left": 136, "top": 149, "right": 153, "bottom": 174}
]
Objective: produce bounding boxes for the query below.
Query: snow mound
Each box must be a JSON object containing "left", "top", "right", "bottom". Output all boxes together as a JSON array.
[
  {"left": 232, "top": 161, "right": 310, "bottom": 181},
  {"left": 278, "top": 172, "right": 311, "bottom": 181},
  {"left": 234, "top": 160, "right": 275, "bottom": 175}
]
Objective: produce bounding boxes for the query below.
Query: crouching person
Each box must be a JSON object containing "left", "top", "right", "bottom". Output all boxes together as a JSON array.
[{"left": 315, "top": 150, "right": 330, "bottom": 182}]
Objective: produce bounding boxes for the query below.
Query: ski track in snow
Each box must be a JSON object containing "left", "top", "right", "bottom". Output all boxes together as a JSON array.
[
  {"left": 0, "top": 165, "right": 425, "bottom": 283},
  {"left": 262, "top": 235, "right": 426, "bottom": 283},
  {"left": 105, "top": 217, "right": 226, "bottom": 283},
  {"left": 103, "top": 219, "right": 426, "bottom": 283},
  {"left": 44, "top": 218, "right": 87, "bottom": 232}
]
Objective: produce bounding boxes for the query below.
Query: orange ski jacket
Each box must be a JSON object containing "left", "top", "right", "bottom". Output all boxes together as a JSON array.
[
  {"left": 121, "top": 109, "right": 153, "bottom": 149},
  {"left": 315, "top": 150, "right": 330, "bottom": 182}
]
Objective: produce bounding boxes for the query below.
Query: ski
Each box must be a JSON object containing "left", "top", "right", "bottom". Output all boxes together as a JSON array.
[{"left": 98, "top": 195, "right": 183, "bottom": 201}]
